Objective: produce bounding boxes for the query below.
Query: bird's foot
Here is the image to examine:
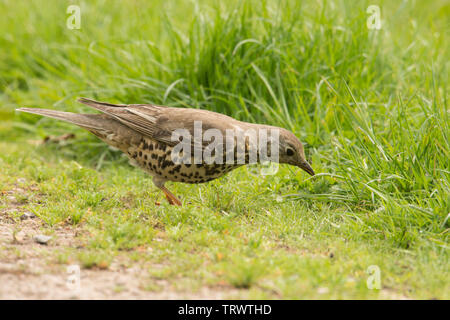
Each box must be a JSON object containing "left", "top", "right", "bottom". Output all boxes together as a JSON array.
[{"left": 161, "top": 186, "right": 182, "bottom": 206}]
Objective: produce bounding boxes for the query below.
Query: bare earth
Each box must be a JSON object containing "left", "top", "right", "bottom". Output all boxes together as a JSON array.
[
  {"left": 0, "top": 220, "right": 243, "bottom": 299},
  {"left": 0, "top": 181, "right": 408, "bottom": 300},
  {"left": 0, "top": 185, "right": 240, "bottom": 300}
]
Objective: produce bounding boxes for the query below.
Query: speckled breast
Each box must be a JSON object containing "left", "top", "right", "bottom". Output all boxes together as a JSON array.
[{"left": 126, "top": 137, "right": 241, "bottom": 184}]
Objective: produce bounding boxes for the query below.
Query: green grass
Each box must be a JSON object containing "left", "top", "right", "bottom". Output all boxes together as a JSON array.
[{"left": 0, "top": 0, "right": 448, "bottom": 299}]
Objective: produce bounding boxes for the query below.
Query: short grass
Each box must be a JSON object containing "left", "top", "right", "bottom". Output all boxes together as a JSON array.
[{"left": 0, "top": 0, "right": 448, "bottom": 299}]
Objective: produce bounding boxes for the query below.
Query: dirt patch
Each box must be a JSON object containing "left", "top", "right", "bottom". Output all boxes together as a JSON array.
[
  {"left": 0, "top": 219, "right": 241, "bottom": 300},
  {"left": 0, "top": 185, "right": 241, "bottom": 299}
]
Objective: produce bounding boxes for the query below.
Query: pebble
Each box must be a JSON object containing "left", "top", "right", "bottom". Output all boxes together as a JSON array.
[
  {"left": 34, "top": 235, "right": 52, "bottom": 245},
  {"left": 13, "top": 231, "right": 26, "bottom": 243},
  {"left": 20, "top": 212, "right": 36, "bottom": 220},
  {"left": 317, "top": 287, "right": 330, "bottom": 294}
]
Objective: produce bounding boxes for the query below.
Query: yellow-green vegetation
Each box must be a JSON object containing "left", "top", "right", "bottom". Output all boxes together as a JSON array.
[{"left": 0, "top": 0, "right": 448, "bottom": 299}]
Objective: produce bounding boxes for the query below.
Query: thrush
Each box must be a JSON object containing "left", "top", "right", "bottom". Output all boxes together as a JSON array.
[{"left": 17, "top": 98, "right": 315, "bottom": 205}]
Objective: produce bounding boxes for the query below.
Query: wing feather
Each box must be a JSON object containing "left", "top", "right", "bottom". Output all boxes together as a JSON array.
[{"left": 77, "top": 97, "right": 240, "bottom": 148}]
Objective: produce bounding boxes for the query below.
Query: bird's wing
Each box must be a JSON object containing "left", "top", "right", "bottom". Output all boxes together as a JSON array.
[{"left": 77, "top": 98, "right": 239, "bottom": 147}]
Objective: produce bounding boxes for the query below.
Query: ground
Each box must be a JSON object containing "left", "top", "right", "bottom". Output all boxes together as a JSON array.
[
  {"left": 0, "top": 162, "right": 239, "bottom": 299},
  {"left": 0, "top": 139, "right": 447, "bottom": 299},
  {"left": 0, "top": 0, "right": 448, "bottom": 299}
]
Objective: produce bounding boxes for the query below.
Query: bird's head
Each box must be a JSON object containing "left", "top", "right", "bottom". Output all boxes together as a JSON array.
[{"left": 277, "top": 128, "right": 315, "bottom": 176}]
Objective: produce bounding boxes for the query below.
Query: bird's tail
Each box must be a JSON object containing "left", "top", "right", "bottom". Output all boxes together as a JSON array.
[{"left": 16, "top": 108, "right": 109, "bottom": 131}]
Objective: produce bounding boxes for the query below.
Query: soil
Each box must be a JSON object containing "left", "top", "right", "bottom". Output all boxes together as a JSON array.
[{"left": 0, "top": 184, "right": 240, "bottom": 300}]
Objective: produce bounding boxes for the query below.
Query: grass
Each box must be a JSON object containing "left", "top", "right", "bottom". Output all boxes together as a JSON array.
[{"left": 0, "top": 0, "right": 448, "bottom": 299}]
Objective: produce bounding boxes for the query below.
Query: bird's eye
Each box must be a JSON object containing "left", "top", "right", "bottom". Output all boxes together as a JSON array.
[{"left": 286, "top": 147, "right": 295, "bottom": 156}]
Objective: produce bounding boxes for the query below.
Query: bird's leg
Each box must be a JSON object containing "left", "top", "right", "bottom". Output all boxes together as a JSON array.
[
  {"left": 153, "top": 177, "right": 182, "bottom": 206},
  {"left": 160, "top": 186, "right": 182, "bottom": 206}
]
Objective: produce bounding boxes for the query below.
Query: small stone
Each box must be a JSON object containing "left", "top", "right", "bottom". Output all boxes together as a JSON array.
[
  {"left": 13, "top": 230, "right": 26, "bottom": 243},
  {"left": 317, "top": 287, "right": 329, "bottom": 294},
  {"left": 34, "top": 235, "right": 52, "bottom": 245},
  {"left": 20, "top": 212, "right": 36, "bottom": 220}
]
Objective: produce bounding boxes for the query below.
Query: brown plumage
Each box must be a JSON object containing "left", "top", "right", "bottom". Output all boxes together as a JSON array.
[{"left": 17, "top": 98, "right": 314, "bottom": 205}]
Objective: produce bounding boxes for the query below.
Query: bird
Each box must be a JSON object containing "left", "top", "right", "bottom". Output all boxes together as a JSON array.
[{"left": 17, "top": 98, "right": 315, "bottom": 206}]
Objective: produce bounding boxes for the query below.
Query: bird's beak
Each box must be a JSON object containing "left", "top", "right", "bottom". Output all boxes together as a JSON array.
[{"left": 298, "top": 161, "right": 315, "bottom": 176}]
